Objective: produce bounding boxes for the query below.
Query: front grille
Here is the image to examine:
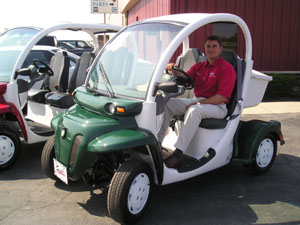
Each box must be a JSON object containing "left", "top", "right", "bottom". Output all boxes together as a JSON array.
[{"left": 69, "top": 135, "right": 83, "bottom": 168}]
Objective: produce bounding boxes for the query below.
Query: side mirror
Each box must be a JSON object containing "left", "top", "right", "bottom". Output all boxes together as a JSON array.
[
  {"left": 14, "top": 65, "right": 36, "bottom": 79},
  {"left": 152, "top": 82, "right": 178, "bottom": 96},
  {"left": 16, "top": 68, "right": 31, "bottom": 76},
  {"left": 14, "top": 68, "right": 31, "bottom": 79}
]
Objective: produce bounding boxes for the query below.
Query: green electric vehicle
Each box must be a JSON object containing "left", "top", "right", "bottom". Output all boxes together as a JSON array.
[{"left": 41, "top": 13, "right": 284, "bottom": 224}]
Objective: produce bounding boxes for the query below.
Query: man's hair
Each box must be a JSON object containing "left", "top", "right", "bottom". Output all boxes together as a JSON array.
[{"left": 206, "top": 35, "right": 222, "bottom": 47}]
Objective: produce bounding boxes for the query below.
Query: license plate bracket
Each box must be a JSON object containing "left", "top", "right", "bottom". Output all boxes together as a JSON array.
[{"left": 53, "top": 158, "right": 68, "bottom": 184}]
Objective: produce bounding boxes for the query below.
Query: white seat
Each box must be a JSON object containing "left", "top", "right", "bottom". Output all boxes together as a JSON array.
[{"left": 176, "top": 48, "right": 206, "bottom": 99}]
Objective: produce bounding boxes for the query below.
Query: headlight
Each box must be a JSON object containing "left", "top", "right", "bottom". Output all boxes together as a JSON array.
[
  {"left": 108, "top": 103, "right": 115, "bottom": 114},
  {"left": 105, "top": 103, "right": 126, "bottom": 115},
  {"left": 61, "top": 128, "right": 66, "bottom": 138}
]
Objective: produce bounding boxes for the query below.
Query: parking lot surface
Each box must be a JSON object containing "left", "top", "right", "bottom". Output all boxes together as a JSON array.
[{"left": 1, "top": 112, "right": 300, "bottom": 225}]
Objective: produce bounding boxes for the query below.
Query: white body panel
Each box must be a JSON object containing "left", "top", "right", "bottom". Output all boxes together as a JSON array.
[
  {"left": 135, "top": 101, "right": 157, "bottom": 135},
  {"left": 244, "top": 70, "right": 272, "bottom": 107},
  {"left": 3, "top": 84, "right": 49, "bottom": 143},
  {"left": 26, "top": 101, "right": 65, "bottom": 127},
  {"left": 161, "top": 115, "right": 240, "bottom": 185}
]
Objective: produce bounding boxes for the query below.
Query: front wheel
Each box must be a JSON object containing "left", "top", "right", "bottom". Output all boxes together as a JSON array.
[
  {"left": 107, "top": 159, "right": 153, "bottom": 224},
  {"left": 0, "top": 127, "right": 21, "bottom": 171},
  {"left": 244, "top": 135, "right": 277, "bottom": 174},
  {"left": 41, "top": 135, "right": 57, "bottom": 180}
]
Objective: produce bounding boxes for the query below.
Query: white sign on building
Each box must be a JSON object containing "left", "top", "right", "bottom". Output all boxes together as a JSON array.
[{"left": 91, "top": 0, "right": 119, "bottom": 14}]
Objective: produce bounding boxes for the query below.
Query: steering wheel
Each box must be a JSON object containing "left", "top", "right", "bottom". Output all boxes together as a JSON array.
[
  {"left": 171, "top": 67, "right": 194, "bottom": 90},
  {"left": 33, "top": 59, "right": 54, "bottom": 76}
]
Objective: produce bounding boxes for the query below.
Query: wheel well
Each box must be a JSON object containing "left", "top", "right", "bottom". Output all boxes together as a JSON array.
[
  {"left": 1, "top": 112, "right": 17, "bottom": 121},
  {"left": 129, "top": 144, "right": 163, "bottom": 185},
  {"left": 90, "top": 144, "right": 163, "bottom": 185},
  {"left": 0, "top": 112, "right": 25, "bottom": 142},
  {"left": 0, "top": 113, "right": 20, "bottom": 129},
  {"left": 270, "top": 132, "right": 280, "bottom": 145}
]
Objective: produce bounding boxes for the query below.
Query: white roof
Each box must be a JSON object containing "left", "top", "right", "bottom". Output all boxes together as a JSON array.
[
  {"left": 41, "top": 22, "right": 122, "bottom": 34},
  {"left": 137, "top": 13, "right": 252, "bottom": 60},
  {"left": 140, "top": 13, "right": 242, "bottom": 25},
  {"left": 142, "top": 13, "right": 213, "bottom": 24}
]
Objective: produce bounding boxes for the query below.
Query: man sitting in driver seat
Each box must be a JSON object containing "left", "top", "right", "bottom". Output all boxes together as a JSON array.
[{"left": 158, "top": 35, "right": 236, "bottom": 168}]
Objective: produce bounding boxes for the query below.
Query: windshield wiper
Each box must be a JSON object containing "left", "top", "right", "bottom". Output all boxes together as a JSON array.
[{"left": 99, "top": 61, "right": 115, "bottom": 98}]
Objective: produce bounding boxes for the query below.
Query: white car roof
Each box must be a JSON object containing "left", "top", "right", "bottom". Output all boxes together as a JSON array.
[
  {"left": 11, "top": 22, "right": 122, "bottom": 34},
  {"left": 139, "top": 13, "right": 242, "bottom": 25},
  {"left": 136, "top": 13, "right": 252, "bottom": 60}
]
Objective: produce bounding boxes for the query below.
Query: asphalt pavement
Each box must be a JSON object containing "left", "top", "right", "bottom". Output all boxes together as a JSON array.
[{"left": 0, "top": 103, "right": 300, "bottom": 225}]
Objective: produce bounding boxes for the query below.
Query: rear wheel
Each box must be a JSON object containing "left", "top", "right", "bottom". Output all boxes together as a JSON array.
[
  {"left": 107, "top": 159, "right": 152, "bottom": 224},
  {"left": 0, "top": 127, "right": 21, "bottom": 171},
  {"left": 244, "top": 135, "right": 277, "bottom": 174},
  {"left": 41, "top": 135, "right": 57, "bottom": 180}
]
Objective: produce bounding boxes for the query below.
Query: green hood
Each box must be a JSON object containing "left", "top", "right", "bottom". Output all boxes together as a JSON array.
[{"left": 52, "top": 89, "right": 143, "bottom": 180}]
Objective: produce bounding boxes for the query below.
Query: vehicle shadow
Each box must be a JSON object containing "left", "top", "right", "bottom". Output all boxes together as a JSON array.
[
  {"left": 53, "top": 180, "right": 112, "bottom": 219},
  {"left": 0, "top": 142, "right": 46, "bottom": 180},
  {"left": 77, "top": 187, "right": 110, "bottom": 219},
  {"left": 133, "top": 153, "right": 300, "bottom": 225}
]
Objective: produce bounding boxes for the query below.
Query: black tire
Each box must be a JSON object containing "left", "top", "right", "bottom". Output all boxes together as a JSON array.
[
  {"left": 244, "top": 135, "right": 277, "bottom": 174},
  {"left": 107, "top": 159, "right": 153, "bottom": 224},
  {"left": 0, "top": 127, "right": 21, "bottom": 171},
  {"left": 41, "top": 135, "right": 57, "bottom": 180}
]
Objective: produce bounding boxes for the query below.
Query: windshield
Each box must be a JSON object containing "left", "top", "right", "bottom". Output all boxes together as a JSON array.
[
  {"left": 0, "top": 28, "right": 39, "bottom": 47},
  {"left": 0, "top": 28, "right": 39, "bottom": 83},
  {"left": 0, "top": 49, "right": 22, "bottom": 83},
  {"left": 88, "top": 23, "right": 183, "bottom": 99}
]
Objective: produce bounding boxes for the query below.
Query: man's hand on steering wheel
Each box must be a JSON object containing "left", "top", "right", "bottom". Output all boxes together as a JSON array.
[{"left": 165, "top": 63, "right": 194, "bottom": 90}]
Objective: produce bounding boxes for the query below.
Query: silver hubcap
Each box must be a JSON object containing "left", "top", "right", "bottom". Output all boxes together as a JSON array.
[
  {"left": 0, "top": 135, "right": 15, "bottom": 165},
  {"left": 127, "top": 173, "right": 150, "bottom": 215},
  {"left": 256, "top": 138, "right": 274, "bottom": 168}
]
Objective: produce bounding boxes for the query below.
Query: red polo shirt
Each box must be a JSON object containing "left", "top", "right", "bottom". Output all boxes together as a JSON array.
[{"left": 187, "top": 57, "right": 236, "bottom": 102}]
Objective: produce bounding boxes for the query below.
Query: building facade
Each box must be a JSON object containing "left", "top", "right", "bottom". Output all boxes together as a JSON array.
[{"left": 121, "top": 0, "right": 300, "bottom": 73}]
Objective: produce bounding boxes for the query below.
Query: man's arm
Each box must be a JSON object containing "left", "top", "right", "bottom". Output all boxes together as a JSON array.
[
  {"left": 166, "top": 63, "right": 186, "bottom": 78},
  {"left": 186, "top": 94, "right": 228, "bottom": 109},
  {"left": 199, "top": 94, "right": 228, "bottom": 105}
]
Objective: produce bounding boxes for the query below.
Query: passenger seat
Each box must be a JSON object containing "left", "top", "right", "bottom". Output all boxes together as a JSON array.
[{"left": 44, "top": 52, "right": 95, "bottom": 108}]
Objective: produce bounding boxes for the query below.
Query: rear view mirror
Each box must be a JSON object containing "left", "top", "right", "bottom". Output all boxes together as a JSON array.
[{"left": 152, "top": 82, "right": 178, "bottom": 96}]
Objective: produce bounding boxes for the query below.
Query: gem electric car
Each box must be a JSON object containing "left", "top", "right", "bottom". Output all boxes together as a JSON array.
[
  {"left": 0, "top": 23, "right": 121, "bottom": 170},
  {"left": 41, "top": 13, "right": 284, "bottom": 224}
]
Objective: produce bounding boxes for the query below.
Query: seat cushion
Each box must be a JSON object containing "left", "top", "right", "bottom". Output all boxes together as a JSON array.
[
  {"left": 27, "top": 90, "right": 49, "bottom": 104},
  {"left": 174, "top": 115, "right": 228, "bottom": 130},
  {"left": 45, "top": 92, "right": 75, "bottom": 108}
]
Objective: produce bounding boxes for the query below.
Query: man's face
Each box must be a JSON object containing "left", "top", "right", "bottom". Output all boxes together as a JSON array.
[{"left": 204, "top": 40, "right": 222, "bottom": 61}]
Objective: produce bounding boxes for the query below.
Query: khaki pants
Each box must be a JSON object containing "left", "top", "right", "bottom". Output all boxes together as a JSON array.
[{"left": 157, "top": 97, "right": 227, "bottom": 152}]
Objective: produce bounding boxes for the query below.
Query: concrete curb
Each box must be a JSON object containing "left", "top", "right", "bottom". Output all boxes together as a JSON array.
[{"left": 242, "top": 102, "right": 300, "bottom": 115}]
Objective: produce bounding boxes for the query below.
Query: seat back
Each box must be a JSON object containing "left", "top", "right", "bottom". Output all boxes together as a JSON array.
[
  {"left": 220, "top": 50, "right": 244, "bottom": 117},
  {"left": 177, "top": 48, "right": 206, "bottom": 98},
  {"left": 68, "top": 52, "right": 95, "bottom": 93},
  {"left": 43, "top": 50, "right": 70, "bottom": 92},
  {"left": 177, "top": 48, "right": 206, "bottom": 71},
  {"left": 221, "top": 50, "right": 238, "bottom": 71}
]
